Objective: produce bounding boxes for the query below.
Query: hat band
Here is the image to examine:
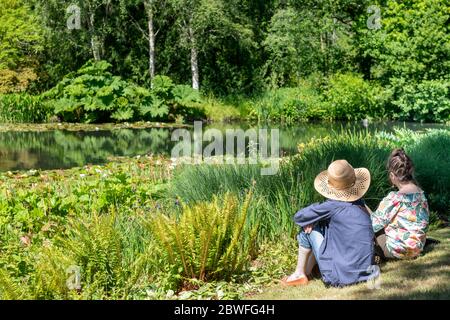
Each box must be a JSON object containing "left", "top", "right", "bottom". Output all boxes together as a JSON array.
[{"left": 328, "top": 179, "right": 356, "bottom": 190}]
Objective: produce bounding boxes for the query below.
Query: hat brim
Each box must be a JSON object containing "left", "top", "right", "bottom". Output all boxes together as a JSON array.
[{"left": 314, "top": 168, "right": 371, "bottom": 202}]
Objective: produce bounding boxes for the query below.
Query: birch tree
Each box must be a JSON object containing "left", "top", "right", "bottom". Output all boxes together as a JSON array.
[{"left": 170, "top": 0, "right": 255, "bottom": 91}]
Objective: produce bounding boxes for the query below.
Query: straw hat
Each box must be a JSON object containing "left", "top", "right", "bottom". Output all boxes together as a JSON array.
[{"left": 314, "top": 160, "right": 371, "bottom": 202}]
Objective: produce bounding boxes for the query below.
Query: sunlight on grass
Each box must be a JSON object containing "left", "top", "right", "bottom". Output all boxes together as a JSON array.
[{"left": 248, "top": 228, "right": 450, "bottom": 300}]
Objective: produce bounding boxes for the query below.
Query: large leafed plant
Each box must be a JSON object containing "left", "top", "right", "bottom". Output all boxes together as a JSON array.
[{"left": 44, "top": 60, "right": 202, "bottom": 123}]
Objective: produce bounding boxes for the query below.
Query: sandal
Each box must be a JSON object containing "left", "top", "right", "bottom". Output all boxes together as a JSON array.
[{"left": 281, "top": 275, "right": 309, "bottom": 286}]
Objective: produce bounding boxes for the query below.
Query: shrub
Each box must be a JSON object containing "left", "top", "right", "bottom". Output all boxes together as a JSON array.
[
  {"left": 322, "top": 73, "right": 390, "bottom": 120},
  {"left": 149, "top": 192, "right": 259, "bottom": 283},
  {"left": 247, "top": 86, "right": 323, "bottom": 123},
  {"left": 377, "top": 128, "right": 450, "bottom": 215},
  {"left": 43, "top": 60, "right": 205, "bottom": 123},
  {"left": 0, "top": 211, "right": 155, "bottom": 300},
  {"left": 199, "top": 94, "right": 241, "bottom": 122},
  {"left": 392, "top": 80, "right": 450, "bottom": 123}
]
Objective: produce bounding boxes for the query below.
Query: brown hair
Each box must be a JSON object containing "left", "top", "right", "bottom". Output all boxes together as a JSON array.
[{"left": 387, "top": 148, "right": 415, "bottom": 183}]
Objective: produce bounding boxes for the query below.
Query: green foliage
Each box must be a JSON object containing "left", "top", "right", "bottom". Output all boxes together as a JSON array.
[
  {"left": 392, "top": 80, "right": 450, "bottom": 123},
  {"left": 246, "top": 85, "right": 324, "bottom": 123},
  {"left": 262, "top": 8, "right": 319, "bottom": 87},
  {"left": 0, "top": 129, "right": 448, "bottom": 299},
  {"left": 150, "top": 78, "right": 206, "bottom": 122},
  {"left": 245, "top": 74, "right": 392, "bottom": 122},
  {"left": 262, "top": 1, "right": 368, "bottom": 87},
  {"left": 0, "top": 157, "right": 173, "bottom": 299},
  {"left": 171, "top": 0, "right": 259, "bottom": 94},
  {"left": 171, "top": 133, "right": 389, "bottom": 240},
  {"left": 356, "top": 0, "right": 450, "bottom": 123},
  {"left": 39, "top": 212, "right": 150, "bottom": 299},
  {"left": 149, "top": 192, "right": 258, "bottom": 282},
  {"left": 44, "top": 60, "right": 153, "bottom": 123},
  {"left": 367, "top": 0, "right": 449, "bottom": 85},
  {"left": 322, "top": 73, "right": 391, "bottom": 120},
  {"left": 0, "top": 157, "right": 172, "bottom": 236},
  {"left": 0, "top": 0, "right": 447, "bottom": 123},
  {"left": 376, "top": 128, "right": 450, "bottom": 214},
  {"left": 0, "top": 211, "right": 155, "bottom": 300},
  {"left": 0, "top": 128, "right": 174, "bottom": 171},
  {"left": 406, "top": 130, "right": 450, "bottom": 215},
  {"left": 0, "top": 93, "right": 52, "bottom": 123},
  {"left": 0, "top": 0, "right": 44, "bottom": 93},
  {"left": 172, "top": 129, "right": 449, "bottom": 240},
  {"left": 42, "top": 61, "right": 205, "bottom": 123}
]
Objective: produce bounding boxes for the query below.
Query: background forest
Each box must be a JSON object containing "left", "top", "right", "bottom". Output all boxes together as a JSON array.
[{"left": 0, "top": 0, "right": 449, "bottom": 123}]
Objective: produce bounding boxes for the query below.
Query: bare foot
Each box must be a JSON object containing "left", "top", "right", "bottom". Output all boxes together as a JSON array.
[{"left": 285, "top": 271, "right": 306, "bottom": 282}]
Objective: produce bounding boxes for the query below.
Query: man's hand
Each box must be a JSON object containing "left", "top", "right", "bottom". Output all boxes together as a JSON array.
[{"left": 304, "top": 224, "right": 314, "bottom": 234}]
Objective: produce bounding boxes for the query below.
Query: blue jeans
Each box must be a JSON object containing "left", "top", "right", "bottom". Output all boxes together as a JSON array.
[{"left": 297, "top": 225, "right": 325, "bottom": 260}]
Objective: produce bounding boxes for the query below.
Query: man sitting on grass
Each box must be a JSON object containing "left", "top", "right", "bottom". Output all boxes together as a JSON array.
[{"left": 283, "top": 160, "right": 374, "bottom": 287}]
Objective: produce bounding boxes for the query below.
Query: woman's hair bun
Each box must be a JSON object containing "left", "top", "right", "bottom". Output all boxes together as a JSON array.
[{"left": 388, "top": 148, "right": 415, "bottom": 182}]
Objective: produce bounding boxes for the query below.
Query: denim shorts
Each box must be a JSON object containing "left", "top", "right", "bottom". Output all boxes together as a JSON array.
[{"left": 297, "top": 224, "right": 326, "bottom": 251}]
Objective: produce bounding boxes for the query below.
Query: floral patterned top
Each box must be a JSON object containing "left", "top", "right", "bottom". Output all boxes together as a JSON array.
[{"left": 371, "top": 191, "right": 429, "bottom": 259}]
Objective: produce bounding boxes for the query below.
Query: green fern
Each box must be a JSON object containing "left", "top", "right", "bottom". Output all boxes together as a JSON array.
[
  {"left": 20, "top": 210, "right": 153, "bottom": 299},
  {"left": 0, "top": 269, "right": 27, "bottom": 300},
  {"left": 149, "top": 191, "right": 258, "bottom": 283}
]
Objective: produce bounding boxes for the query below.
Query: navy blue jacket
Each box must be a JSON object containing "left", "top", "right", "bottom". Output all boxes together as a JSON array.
[{"left": 294, "top": 199, "right": 374, "bottom": 287}]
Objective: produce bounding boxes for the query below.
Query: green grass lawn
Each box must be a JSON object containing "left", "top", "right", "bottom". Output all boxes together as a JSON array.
[{"left": 247, "top": 228, "right": 450, "bottom": 300}]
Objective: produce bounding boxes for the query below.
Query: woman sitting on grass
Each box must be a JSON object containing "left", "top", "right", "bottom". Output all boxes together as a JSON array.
[
  {"left": 283, "top": 160, "right": 374, "bottom": 287},
  {"left": 371, "top": 148, "right": 429, "bottom": 260}
]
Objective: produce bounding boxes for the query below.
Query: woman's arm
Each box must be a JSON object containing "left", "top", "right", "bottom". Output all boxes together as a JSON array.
[
  {"left": 371, "top": 192, "right": 400, "bottom": 232},
  {"left": 294, "top": 201, "right": 333, "bottom": 227},
  {"left": 365, "top": 204, "right": 373, "bottom": 214}
]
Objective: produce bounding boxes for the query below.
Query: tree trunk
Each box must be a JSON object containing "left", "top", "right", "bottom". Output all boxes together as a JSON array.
[
  {"left": 145, "top": 1, "right": 156, "bottom": 85},
  {"left": 320, "top": 33, "right": 325, "bottom": 52},
  {"left": 188, "top": 25, "right": 199, "bottom": 90},
  {"left": 332, "top": 18, "right": 338, "bottom": 44},
  {"left": 89, "top": 12, "right": 101, "bottom": 61}
]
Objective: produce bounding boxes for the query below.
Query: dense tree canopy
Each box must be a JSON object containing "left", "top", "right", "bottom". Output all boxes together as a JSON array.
[
  {"left": 0, "top": 0, "right": 448, "bottom": 122},
  {"left": 14, "top": 0, "right": 447, "bottom": 93},
  {"left": 0, "top": 0, "right": 44, "bottom": 93}
]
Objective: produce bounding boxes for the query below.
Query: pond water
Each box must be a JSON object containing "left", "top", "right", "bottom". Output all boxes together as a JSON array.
[{"left": 0, "top": 121, "right": 446, "bottom": 172}]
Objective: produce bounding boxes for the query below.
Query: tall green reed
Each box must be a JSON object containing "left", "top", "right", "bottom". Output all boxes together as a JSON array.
[
  {"left": 0, "top": 94, "right": 52, "bottom": 123},
  {"left": 170, "top": 130, "right": 450, "bottom": 241}
]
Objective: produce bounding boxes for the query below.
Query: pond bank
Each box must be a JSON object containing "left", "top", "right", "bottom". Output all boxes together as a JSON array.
[
  {"left": 0, "top": 120, "right": 447, "bottom": 172},
  {"left": 0, "top": 121, "right": 189, "bottom": 133}
]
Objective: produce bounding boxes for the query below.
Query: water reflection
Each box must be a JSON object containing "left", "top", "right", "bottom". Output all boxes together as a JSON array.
[
  {"left": 0, "top": 129, "right": 171, "bottom": 171},
  {"left": 0, "top": 121, "right": 446, "bottom": 171}
]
